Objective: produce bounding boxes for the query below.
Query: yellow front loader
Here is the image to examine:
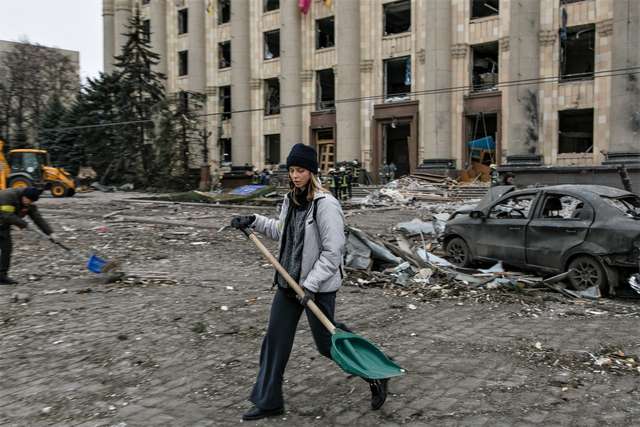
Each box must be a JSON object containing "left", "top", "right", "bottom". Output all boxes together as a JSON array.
[{"left": 0, "top": 139, "right": 76, "bottom": 197}]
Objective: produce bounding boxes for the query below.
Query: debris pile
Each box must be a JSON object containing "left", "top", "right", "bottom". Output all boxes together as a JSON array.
[
  {"left": 343, "top": 218, "right": 602, "bottom": 302},
  {"left": 359, "top": 176, "right": 488, "bottom": 207}
]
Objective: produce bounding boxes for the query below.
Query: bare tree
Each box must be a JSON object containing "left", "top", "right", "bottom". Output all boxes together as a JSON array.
[{"left": 0, "top": 40, "right": 79, "bottom": 148}]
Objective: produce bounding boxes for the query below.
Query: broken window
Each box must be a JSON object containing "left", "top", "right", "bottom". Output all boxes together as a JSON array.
[
  {"left": 471, "top": 42, "right": 499, "bottom": 92},
  {"left": 264, "top": 0, "right": 279, "bottom": 12},
  {"left": 178, "top": 50, "right": 188, "bottom": 76},
  {"left": 384, "top": 56, "right": 411, "bottom": 99},
  {"left": 142, "top": 0, "right": 150, "bottom": 5},
  {"left": 218, "top": 0, "right": 230, "bottom": 24},
  {"left": 471, "top": 0, "right": 499, "bottom": 19},
  {"left": 264, "top": 30, "right": 280, "bottom": 59},
  {"left": 316, "top": 69, "right": 335, "bottom": 110},
  {"left": 560, "top": 24, "right": 595, "bottom": 81},
  {"left": 178, "top": 91, "right": 190, "bottom": 113},
  {"left": 560, "top": 0, "right": 585, "bottom": 5},
  {"left": 264, "top": 134, "right": 281, "bottom": 165},
  {"left": 218, "top": 41, "right": 231, "bottom": 69},
  {"left": 142, "top": 19, "right": 151, "bottom": 43},
  {"left": 539, "top": 195, "right": 590, "bottom": 220},
  {"left": 219, "top": 138, "right": 232, "bottom": 164},
  {"left": 264, "top": 78, "right": 280, "bottom": 115},
  {"left": 316, "top": 17, "right": 335, "bottom": 49},
  {"left": 219, "top": 85, "right": 231, "bottom": 120},
  {"left": 383, "top": 0, "right": 411, "bottom": 36},
  {"left": 489, "top": 194, "right": 536, "bottom": 219},
  {"left": 178, "top": 8, "right": 188, "bottom": 35},
  {"left": 558, "top": 109, "right": 594, "bottom": 154}
]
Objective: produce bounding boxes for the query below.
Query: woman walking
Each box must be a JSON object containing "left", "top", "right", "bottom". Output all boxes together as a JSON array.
[{"left": 231, "top": 143, "right": 389, "bottom": 421}]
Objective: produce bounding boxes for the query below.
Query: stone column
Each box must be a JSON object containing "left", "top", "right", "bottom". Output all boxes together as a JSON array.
[
  {"left": 335, "top": 0, "right": 361, "bottom": 163},
  {"left": 504, "top": 0, "right": 542, "bottom": 166},
  {"left": 114, "top": 0, "right": 132, "bottom": 58},
  {"left": 280, "top": 0, "right": 303, "bottom": 159},
  {"left": 231, "top": 0, "right": 252, "bottom": 165},
  {"left": 421, "top": 0, "right": 454, "bottom": 171},
  {"left": 150, "top": 0, "right": 168, "bottom": 77},
  {"left": 187, "top": 0, "right": 206, "bottom": 93},
  {"left": 607, "top": 0, "right": 640, "bottom": 164},
  {"left": 103, "top": 0, "right": 115, "bottom": 74}
]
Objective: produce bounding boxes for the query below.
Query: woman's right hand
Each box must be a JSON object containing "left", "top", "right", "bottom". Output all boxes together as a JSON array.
[{"left": 231, "top": 215, "right": 256, "bottom": 229}]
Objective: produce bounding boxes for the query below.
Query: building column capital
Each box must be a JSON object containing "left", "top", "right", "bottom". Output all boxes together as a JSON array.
[
  {"left": 250, "top": 79, "right": 262, "bottom": 90},
  {"left": 103, "top": 0, "right": 115, "bottom": 15},
  {"left": 114, "top": 0, "right": 132, "bottom": 12},
  {"left": 538, "top": 30, "right": 556, "bottom": 46},
  {"left": 451, "top": 43, "right": 467, "bottom": 58},
  {"left": 300, "top": 70, "right": 314, "bottom": 82},
  {"left": 360, "top": 60, "right": 374, "bottom": 73},
  {"left": 597, "top": 19, "right": 614, "bottom": 37},
  {"left": 499, "top": 36, "right": 510, "bottom": 52}
]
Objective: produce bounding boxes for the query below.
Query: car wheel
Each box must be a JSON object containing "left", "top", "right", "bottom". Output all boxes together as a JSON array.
[
  {"left": 50, "top": 183, "right": 67, "bottom": 198},
  {"left": 446, "top": 237, "right": 472, "bottom": 267},
  {"left": 567, "top": 255, "right": 606, "bottom": 292}
]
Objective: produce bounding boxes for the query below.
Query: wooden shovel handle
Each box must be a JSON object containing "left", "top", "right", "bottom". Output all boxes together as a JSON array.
[{"left": 244, "top": 229, "right": 336, "bottom": 334}]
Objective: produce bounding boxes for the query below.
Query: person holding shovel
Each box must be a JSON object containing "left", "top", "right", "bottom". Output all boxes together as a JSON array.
[
  {"left": 231, "top": 143, "right": 389, "bottom": 421},
  {"left": 0, "top": 187, "right": 54, "bottom": 285}
]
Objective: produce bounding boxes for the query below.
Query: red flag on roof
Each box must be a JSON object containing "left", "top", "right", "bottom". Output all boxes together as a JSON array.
[{"left": 299, "top": 0, "right": 311, "bottom": 14}]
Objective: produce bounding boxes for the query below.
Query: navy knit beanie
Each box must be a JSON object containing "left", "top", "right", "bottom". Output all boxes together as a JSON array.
[
  {"left": 286, "top": 143, "right": 318, "bottom": 173},
  {"left": 22, "top": 187, "right": 41, "bottom": 202}
]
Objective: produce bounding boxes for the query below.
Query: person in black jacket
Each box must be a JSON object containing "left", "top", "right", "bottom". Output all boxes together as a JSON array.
[{"left": 0, "top": 187, "right": 54, "bottom": 285}]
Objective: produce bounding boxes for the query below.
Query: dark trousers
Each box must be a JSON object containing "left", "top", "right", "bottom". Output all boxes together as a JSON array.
[
  {"left": 0, "top": 228, "right": 12, "bottom": 275},
  {"left": 250, "top": 287, "right": 351, "bottom": 410}
]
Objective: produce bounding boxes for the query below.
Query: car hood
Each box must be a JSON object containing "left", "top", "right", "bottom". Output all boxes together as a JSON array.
[{"left": 451, "top": 185, "right": 516, "bottom": 218}]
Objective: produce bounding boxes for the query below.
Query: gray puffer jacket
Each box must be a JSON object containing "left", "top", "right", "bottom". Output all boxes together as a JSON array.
[{"left": 252, "top": 191, "right": 345, "bottom": 293}]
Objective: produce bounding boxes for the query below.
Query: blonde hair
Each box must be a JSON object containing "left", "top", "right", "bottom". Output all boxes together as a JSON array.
[{"left": 289, "top": 172, "right": 328, "bottom": 206}]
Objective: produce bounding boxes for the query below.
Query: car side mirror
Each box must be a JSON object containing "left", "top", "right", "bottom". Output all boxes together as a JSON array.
[{"left": 469, "top": 210, "right": 485, "bottom": 220}]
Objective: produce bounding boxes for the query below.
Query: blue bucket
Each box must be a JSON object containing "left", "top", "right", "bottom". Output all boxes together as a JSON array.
[{"left": 87, "top": 255, "right": 108, "bottom": 274}]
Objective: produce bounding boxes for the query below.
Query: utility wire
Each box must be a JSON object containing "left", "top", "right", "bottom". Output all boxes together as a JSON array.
[{"left": 39, "top": 65, "right": 640, "bottom": 134}]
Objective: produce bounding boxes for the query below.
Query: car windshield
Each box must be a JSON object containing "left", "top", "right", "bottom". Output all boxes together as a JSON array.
[{"left": 602, "top": 195, "right": 640, "bottom": 219}]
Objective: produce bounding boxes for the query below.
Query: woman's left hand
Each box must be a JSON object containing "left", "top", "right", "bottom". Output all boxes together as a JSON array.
[{"left": 296, "top": 288, "right": 316, "bottom": 307}]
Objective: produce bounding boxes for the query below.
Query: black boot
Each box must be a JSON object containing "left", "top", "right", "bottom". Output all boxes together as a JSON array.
[
  {"left": 0, "top": 274, "right": 17, "bottom": 285},
  {"left": 369, "top": 379, "right": 389, "bottom": 410},
  {"left": 242, "top": 406, "right": 284, "bottom": 421}
]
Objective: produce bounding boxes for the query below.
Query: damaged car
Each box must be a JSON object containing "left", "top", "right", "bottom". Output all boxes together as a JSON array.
[{"left": 442, "top": 185, "right": 640, "bottom": 296}]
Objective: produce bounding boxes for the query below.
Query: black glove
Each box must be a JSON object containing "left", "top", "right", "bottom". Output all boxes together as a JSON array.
[
  {"left": 297, "top": 288, "right": 316, "bottom": 307},
  {"left": 230, "top": 215, "right": 256, "bottom": 229}
]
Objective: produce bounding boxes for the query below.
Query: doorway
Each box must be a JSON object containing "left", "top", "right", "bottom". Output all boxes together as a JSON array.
[
  {"left": 383, "top": 122, "right": 411, "bottom": 177},
  {"left": 315, "top": 128, "right": 335, "bottom": 173}
]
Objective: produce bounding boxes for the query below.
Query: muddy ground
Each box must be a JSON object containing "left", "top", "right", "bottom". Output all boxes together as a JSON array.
[{"left": 1, "top": 191, "right": 640, "bottom": 426}]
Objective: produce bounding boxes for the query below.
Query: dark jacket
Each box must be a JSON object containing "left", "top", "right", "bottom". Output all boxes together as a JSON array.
[{"left": 0, "top": 188, "right": 53, "bottom": 235}]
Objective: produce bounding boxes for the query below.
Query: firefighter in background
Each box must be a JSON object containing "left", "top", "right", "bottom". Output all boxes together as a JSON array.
[
  {"left": 388, "top": 162, "right": 397, "bottom": 182},
  {"left": 490, "top": 164, "right": 500, "bottom": 186},
  {"left": 329, "top": 168, "right": 340, "bottom": 199},
  {"left": 339, "top": 166, "right": 349, "bottom": 200},
  {"left": 379, "top": 163, "right": 390, "bottom": 185},
  {"left": 352, "top": 159, "right": 361, "bottom": 185}
]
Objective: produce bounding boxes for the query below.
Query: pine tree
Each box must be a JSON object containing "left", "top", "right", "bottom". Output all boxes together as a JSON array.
[
  {"left": 112, "top": 9, "right": 166, "bottom": 183},
  {"left": 38, "top": 95, "right": 67, "bottom": 159}
]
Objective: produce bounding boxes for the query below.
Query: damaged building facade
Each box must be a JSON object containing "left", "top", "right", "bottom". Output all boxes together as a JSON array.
[{"left": 103, "top": 0, "right": 640, "bottom": 181}]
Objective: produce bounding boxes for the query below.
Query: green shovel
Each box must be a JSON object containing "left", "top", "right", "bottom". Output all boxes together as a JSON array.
[{"left": 240, "top": 227, "right": 405, "bottom": 380}]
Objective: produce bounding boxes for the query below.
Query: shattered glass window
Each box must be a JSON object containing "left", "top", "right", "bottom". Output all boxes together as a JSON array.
[
  {"left": 602, "top": 196, "right": 640, "bottom": 218},
  {"left": 489, "top": 194, "right": 536, "bottom": 219}
]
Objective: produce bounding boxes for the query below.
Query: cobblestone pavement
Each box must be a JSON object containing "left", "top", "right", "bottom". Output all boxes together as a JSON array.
[{"left": 2, "top": 192, "right": 640, "bottom": 426}]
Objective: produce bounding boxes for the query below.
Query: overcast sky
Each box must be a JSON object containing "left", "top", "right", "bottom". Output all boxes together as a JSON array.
[{"left": 0, "top": 0, "right": 103, "bottom": 82}]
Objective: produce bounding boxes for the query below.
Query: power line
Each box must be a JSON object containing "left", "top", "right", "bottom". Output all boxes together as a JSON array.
[{"left": 39, "top": 65, "right": 640, "bottom": 134}]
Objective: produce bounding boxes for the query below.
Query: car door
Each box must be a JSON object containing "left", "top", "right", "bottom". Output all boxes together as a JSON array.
[
  {"left": 526, "top": 192, "right": 594, "bottom": 270},
  {"left": 475, "top": 192, "right": 539, "bottom": 265}
]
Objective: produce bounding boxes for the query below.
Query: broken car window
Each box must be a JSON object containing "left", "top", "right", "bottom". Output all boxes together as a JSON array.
[
  {"left": 602, "top": 196, "right": 640, "bottom": 219},
  {"left": 540, "top": 195, "right": 589, "bottom": 220},
  {"left": 489, "top": 194, "right": 536, "bottom": 219}
]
